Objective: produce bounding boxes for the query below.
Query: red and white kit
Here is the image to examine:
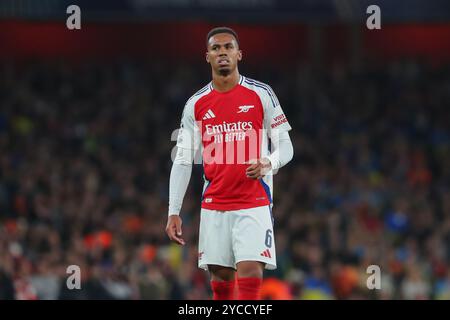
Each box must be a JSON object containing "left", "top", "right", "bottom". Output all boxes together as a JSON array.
[{"left": 170, "top": 75, "right": 292, "bottom": 270}]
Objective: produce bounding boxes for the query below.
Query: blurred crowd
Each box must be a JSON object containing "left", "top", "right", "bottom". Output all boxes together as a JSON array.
[{"left": 0, "top": 59, "right": 449, "bottom": 300}]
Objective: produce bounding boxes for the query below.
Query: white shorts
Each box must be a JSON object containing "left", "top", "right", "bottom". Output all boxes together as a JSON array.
[{"left": 198, "top": 205, "right": 276, "bottom": 271}]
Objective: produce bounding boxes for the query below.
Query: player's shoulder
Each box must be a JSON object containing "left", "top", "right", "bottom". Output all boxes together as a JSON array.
[
  {"left": 240, "top": 76, "right": 279, "bottom": 108},
  {"left": 241, "top": 76, "right": 272, "bottom": 90},
  {"left": 186, "top": 82, "right": 213, "bottom": 107}
]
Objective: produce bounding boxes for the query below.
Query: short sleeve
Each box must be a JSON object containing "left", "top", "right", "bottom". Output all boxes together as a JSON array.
[
  {"left": 261, "top": 86, "right": 292, "bottom": 139},
  {"left": 176, "top": 99, "right": 201, "bottom": 151}
]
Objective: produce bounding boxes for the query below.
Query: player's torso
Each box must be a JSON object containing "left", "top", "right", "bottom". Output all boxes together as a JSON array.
[
  {"left": 194, "top": 83, "right": 271, "bottom": 211},
  {"left": 195, "top": 84, "right": 264, "bottom": 148}
]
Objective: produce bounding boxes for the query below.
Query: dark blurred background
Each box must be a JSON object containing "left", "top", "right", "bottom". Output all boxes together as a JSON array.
[{"left": 1, "top": 0, "right": 450, "bottom": 300}]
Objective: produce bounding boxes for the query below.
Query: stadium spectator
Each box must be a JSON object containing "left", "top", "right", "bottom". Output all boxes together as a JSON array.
[{"left": 0, "top": 59, "right": 449, "bottom": 299}]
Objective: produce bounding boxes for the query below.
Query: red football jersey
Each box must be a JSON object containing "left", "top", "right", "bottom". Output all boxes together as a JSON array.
[{"left": 176, "top": 75, "right": 291, "bottom": 211}]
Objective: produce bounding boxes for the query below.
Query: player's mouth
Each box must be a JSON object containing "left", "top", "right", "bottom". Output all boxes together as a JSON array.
[{"left": 218, "top": 59, "right": 230, "bottom": 66}]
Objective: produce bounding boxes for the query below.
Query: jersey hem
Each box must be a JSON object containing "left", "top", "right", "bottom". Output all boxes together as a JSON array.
[{"left": 201, "top": 201, "right": 271, "bottom": 211}]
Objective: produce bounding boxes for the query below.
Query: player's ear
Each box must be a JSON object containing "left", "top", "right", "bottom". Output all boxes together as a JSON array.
[
  {"left": 206, "top": 51, "right": 210, "bottom": 64},
  {"left": 237, "top": 49, "right": 242, "bottom": 62}
]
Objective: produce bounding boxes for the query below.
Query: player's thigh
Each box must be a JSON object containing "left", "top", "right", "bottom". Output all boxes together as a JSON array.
[
  {"left": 231, "top": 205, "right": 276, "bottom": 270},
  {"left": 236, "top": 261, "right": 264, "bottom": 279},
  {"left": 208, "top": 265, "right": 236, "bottom": 281},
  {"left": 198, "top": 209, "right": 234, "bottom": 270}
]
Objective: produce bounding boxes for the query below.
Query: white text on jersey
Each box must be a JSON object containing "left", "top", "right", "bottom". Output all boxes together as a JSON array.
[{"left": 205, "top": 121, "right": 253, "bottom": 135}]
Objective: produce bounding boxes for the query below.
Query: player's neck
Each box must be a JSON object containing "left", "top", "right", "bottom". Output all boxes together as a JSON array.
[{"left": 211, "top": 69, "right": 240, "bottom": 93}]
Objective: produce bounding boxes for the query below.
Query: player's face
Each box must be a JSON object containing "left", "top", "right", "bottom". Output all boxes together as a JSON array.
[{"left": 206, "top": 33, "right": 242, "bottom": 76}]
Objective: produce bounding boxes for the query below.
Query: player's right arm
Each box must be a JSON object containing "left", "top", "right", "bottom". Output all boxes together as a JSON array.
[{"left": 166, "top": 99, "right": 200, "bottom": 245}]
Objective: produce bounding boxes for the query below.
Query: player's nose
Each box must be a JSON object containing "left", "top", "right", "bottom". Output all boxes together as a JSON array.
[{"left": 218, "top": 47, "right": 228, "bottom": 55}]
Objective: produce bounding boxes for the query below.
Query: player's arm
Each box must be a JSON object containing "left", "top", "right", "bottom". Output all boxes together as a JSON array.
[
  {"left": 167, "top": 147, "right": 194, "bottom": 245},
  {"left": 246, "top": 84, "right": 293, "bottom": 179},
  {"left": 246, "top": 130, "right": 293, "bottom": 179},
  {"left": 166, "top": 100, "right": 199, "bottom": 245},
  {"left": 265, "top": 130, "right": 294, "bottom": 171}
]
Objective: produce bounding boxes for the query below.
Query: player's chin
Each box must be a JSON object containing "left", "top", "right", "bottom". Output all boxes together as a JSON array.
[{"left": 217, "top": 66, "right": 231, "bottom": 76}]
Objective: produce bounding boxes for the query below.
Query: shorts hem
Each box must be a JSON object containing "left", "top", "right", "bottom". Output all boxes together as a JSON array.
[
  {"left": 235, "top": 256, "right": 277, "bottom": 270},
  {"left": 198, "top": 261, "right": 236, "bottom": 271}
]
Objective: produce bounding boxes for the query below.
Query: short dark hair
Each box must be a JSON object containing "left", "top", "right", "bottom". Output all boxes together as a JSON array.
[{"left": 206, "top": 27, "right": 239, "bottom": 48}]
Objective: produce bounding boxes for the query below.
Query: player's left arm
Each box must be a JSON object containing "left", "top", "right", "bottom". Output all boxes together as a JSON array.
[
  {"left": 246, "top": 85, "right": 293, "bottom": 179},
  {"left": 246, "top": 130, "right": 293, "bottom": 179}
]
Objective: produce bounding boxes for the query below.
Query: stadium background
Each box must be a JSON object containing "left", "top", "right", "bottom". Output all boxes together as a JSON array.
[{"left": 1, "top": 0, "right": 450, "bottom": 299}]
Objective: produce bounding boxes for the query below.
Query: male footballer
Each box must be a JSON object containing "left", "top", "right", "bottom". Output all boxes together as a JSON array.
[{"left": 166, "top": 27, "right": 293, "bottom": 300}]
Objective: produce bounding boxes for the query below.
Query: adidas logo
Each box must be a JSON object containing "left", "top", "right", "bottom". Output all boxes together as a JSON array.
[
  {"left": 260, "top": 249, "right": 271, "bottom": 258},
  {"left": 203, "top": 109, "right": 216, "bottom": 120}
]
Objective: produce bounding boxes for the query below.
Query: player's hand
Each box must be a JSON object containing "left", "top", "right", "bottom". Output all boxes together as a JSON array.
[
  {"left": 245, "top": 158, "right": 272, "bottom": 179},
  {"left": 165, "top": 215, "right": 185, "bottom": 245}
]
